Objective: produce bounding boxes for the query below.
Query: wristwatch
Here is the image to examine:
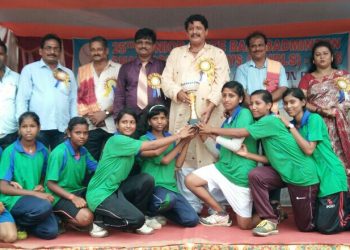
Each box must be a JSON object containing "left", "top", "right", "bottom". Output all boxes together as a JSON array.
[
  {"left": 104, "top": 110, "right": 110, "bottom": 116},
  {"left": 288, "top": 123, "right": 295, "bottom": 129}
]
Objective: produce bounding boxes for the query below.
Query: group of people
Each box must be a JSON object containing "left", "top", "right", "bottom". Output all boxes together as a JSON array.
[{"left": 0, "top": 13, "right": 350, "bottom": 243}]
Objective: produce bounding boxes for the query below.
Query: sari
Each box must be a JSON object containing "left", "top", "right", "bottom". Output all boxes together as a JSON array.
[{"left": 299, "top": 70, "right": 350, "bottom": 170}]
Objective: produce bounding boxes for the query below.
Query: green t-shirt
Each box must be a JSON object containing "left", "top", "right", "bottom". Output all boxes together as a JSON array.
[
  {"left": 297, "top": 112, "right": 348, "bottom": 197},
  {"left": 246, "top": 115, "right": 319, "bottom": 186},
  {"left": 139, "top": 132, "right": 178, "bottom": 193},
  {"left": 86, "top": 134, "right": 142, "bottom": 212},
  {"left": 0, "top": 140, "right": 48, "bottom": 210},
  {"left": 45, "top": 140, "right": 98, "bottom": 205},
  {"left": 214, "top": 107, "right": 257, "bottom": 187}
]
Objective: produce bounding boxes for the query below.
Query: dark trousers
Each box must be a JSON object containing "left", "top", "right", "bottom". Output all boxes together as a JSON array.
[
  {"left": 94, "top": 173, "right": 154, "bottom": 230},
  {"left": 316, "top": 192, "right": 350, "bottom": 234},
  {"left": 85, "top": 128, "right": 113, "bottom": 161},
  {"left": 0, "top": 132, "right": 17, "bottom": 149},
  {"left": 11, "top": 196, "right": 58, "bottom": 239},
  {"left": 249, "top": 166, "right": 318, "bottom": 231},
  {"left": 38, "top": 130, "right": 64, "bottom": 150},
  {"left": 149, "top": 187, "right": 198, "bottom": 227}
]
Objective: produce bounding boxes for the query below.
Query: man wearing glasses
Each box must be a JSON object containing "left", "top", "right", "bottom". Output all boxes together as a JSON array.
[
  {"left": 16, "top": 34, "right": 77, "bottom": 150},
  {"left": 113, "top": 28, "right": 168, "bottom": 137}
]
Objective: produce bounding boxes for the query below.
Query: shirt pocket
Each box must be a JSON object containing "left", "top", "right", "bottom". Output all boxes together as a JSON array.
[{"left": 55, "top": 80, "right": 70, "bottom": 96}]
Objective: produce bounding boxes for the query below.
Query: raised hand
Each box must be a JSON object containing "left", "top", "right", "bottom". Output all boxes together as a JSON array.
[
  {"left": 177, "top": 125, "right": 196, "bottom": 139},
  {"left": 276, "top": 114, "right": 290, "bottom": 127},
  {"left": 197, "top": 122, "right": 213, "bottom": 134},
  {"left": 177, "top": 90, "right": 191, "bottom": 105}
]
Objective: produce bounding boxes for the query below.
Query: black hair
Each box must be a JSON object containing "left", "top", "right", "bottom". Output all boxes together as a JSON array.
[
  {"left": 251, "top": 89, "right": 273, "bottom": 104},
  {"left": 222, "top": 81, "right": 245, "bottom": 102},
  {"left": 67, "top": 117, "right": 89, "bottom": 132},
  {"left": 89, "top": 36, "right": 108, "bottom": 49},
  {"left": 115, "top": 108, "right": 138, "bottom": 124},
  {"left": 184, "top": 14, "right": 208, "bottom": 30},
  {"left": 147, "top": 104, "right": 169, "bottom": 120},
  {"left": 308, "top": 40, "right": 338, "bottom": 73},
  {"left": 245, "top": 31, "right": 267, "bottom": 47},
  {"left": 0, "top": 40, "right": 7, "bottom": 53},
  {"left": 282, "top": 88, "right": 306, "bottom": 102},
  {"left": 134, "top": 28, "right": 157, "bottom": 44},
  {"left": 40, "top": 33, "right": 62, "bottom": 50},
  {"left": 18, "top": 112, "right": 40, "bottom": 127}
]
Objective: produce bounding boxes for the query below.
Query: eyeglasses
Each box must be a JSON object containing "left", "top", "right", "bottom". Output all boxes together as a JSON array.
[{"left": 43, "top": 46, "right": 61, "bottom": 52}]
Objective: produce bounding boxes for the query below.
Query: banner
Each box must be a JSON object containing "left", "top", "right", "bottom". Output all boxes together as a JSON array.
[{"left": 73, "top": 33, "right": 348, "bottom": 87}]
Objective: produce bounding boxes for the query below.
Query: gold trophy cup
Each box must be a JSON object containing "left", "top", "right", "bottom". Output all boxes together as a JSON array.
[{"left": 181, "top": 81, "right": 200, "bottom": 125}]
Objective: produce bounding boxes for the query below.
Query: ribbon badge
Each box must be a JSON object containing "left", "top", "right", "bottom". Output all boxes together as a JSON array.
[
  {"left": 148, "top": 73, "right": 162, "bottom": 98},
  {"left": 104, "top": 78, "right": 117, "bottom": 97},
  {"left": 197, "top": 58, "right": 215, "bottom": 84},
  {"left": 335, "top": 77, "right": 350, "bottom": 92},
  {"left": 52, "top": 68, "right": 70, "bottom": 90},
  {"left": 335, "top": 76, "right": 350, "bottom": 102}
]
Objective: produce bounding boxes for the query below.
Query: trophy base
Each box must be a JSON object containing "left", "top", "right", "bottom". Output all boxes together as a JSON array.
[{"left": 188, "top": 118, "right": 199, "bottom": 125}]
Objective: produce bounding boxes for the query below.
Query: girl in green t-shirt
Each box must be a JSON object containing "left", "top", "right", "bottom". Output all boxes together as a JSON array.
[
  {"left": 139, "top": 104, "right": 199, "bottom": 228},
  {"left": 281, "top": 87, "right": 349, "bottom": 234},
  {"left": 45, "top": 117, "right": 97, "bottom": 235},
  {"left": 187, "top": 81, "right": 259, "bottom": 230},
  {"left": 199, "top": 90, "right": 319, "bottom": 236},
  {"left": 86, "top": 108, "right": 195, "bottom": 237},
  {"left": 0, "top": 112, "right": 58, "bottom": 240}
]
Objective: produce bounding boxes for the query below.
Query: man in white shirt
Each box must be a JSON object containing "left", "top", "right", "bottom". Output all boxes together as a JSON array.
[{"left": 0, "top": 40, "right": 19, "bottom": 149}]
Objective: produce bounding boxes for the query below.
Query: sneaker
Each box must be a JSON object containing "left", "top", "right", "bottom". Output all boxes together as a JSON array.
[
  {"left": 136, "top": 223, "right": 154, "bottom": 235},
  {"left": 199, "top": 212, "right": 232, "bottom": 227},
  {"left": 145, "top": 216, "right": 162, "bottom": 229},
  {"left": 271, "top": 201, "right": 288, "bottom": 223},
  {"left": 154, "top": 215, "right": 167, "bottom": 226},
  {"left": 17, "top": 230, "right": 28, "bottom": 240},
  {"left": 89, "top": 223, "right": 108, "bottom": 238},
  {"left": 252, "top": 220, "right": 278, "bottom": 236}
]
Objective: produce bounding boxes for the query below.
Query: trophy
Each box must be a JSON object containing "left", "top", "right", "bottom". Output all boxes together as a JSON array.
[{"left": 181, "top": 80, "right": 200, "bottom": 125}]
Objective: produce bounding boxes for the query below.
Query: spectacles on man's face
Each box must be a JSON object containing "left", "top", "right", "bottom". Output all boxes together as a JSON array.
[{"left": 43, "top": 46, "right": 61, "bottom": 52}]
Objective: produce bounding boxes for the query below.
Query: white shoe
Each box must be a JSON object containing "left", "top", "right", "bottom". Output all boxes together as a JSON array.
[
  {"left": 89, "top": 223, "right": 109, "bottom": 238},
  {"left": 199, "top": 213, "right": 232, "bottom": 227},
  {"left": 154, "top": 215, "right": 167, "bottom": 226},
  {"left": 145, "top": 216, "right": 162, "bottom": 229},
  {"left": 136, "top": 223, "right": 154, "bottom": 235}
]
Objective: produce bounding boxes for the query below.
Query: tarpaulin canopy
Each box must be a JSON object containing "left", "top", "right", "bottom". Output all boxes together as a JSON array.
[{"left": 1, "top": 0, "right": 350, "bottom": 39}]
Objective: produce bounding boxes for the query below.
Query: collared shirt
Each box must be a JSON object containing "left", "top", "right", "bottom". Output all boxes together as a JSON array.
[
  {"left": 78, "top": 61, "right": 121, "bottom": 133},
  {"left": 45, "top": 139, "right": 97, "bottom": 205},
  {"left": 234, "top": 59, "right": 288, "bottom": 95},
  {"left": 113, "top": 57, "right": 166, "bottom": 116},
  {"left": 0, "top": 67, "right": 19, "bottom": 137},
  {"left": 16, "top": 59, "right": 78, "bottom": 132},
  {"left": 0, "top": 139, "right": 48, "bottom": 210}
]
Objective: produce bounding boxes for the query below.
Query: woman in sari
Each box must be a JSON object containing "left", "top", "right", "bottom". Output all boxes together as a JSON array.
[{"left": 299, "top": 40, "right": 350, "bottom": 172}]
